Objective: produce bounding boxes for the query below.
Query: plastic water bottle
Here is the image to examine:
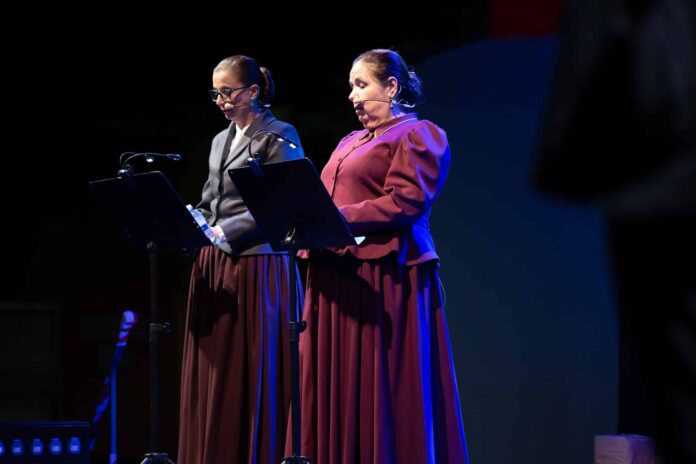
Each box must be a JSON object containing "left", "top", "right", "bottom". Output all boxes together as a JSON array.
[
  {"left": 49, "top": 437, "right": 62, "bottom": 455},
  {"left": 186, "top": 204, "right": 216, "bottom": 242},
  {"left": 11, "top": 439, "right": 23, "bottom": 456},
  {"left": 68, "top": 436, "right": 81, "bottom": 454},
  {"left": 31, "top": 438, "right": 44, "bottom": 455}
]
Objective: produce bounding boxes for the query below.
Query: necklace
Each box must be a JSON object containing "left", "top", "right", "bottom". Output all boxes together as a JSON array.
[{"left": 374, "top": 117, "right": 418, "bottom": 138}]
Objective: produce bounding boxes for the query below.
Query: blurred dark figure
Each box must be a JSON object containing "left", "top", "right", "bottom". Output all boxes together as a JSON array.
[{"left": 535, "top": 0, "right": 696, "bottom": 462}]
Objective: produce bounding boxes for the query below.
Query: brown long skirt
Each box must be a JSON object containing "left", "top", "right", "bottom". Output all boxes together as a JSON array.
[
  {"left": 292, "top": 253, "right": 468, "bottom": 464},
  {"left": 178, "top": 246, "right": 301, "bottom": 464}
]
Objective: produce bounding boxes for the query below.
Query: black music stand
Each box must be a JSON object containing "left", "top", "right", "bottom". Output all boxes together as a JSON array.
[
  {"left": 229, "top": 158, "right": 356, "bottom": 464},
  {"left": 89, "top": 171, "right": 210, "bottom": 464}
]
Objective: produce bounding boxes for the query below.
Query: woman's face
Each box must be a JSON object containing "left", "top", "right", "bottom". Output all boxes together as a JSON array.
[
  {"left": 212, "top": 69, "right": 258, "bottom": 124},
  {"left": 348, "top": 60, "right": 398, "bottom": 130}
]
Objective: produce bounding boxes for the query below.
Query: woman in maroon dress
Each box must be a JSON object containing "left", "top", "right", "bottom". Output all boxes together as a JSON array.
[
  {"left": 178, "top": 55, "right": 304, "bottom": 464},
  {"left": 294, "top": 49, "right": 468, "bottom": 463}
]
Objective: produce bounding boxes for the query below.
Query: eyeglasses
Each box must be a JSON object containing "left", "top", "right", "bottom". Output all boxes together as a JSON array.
[{"left": 209, "top": 86, "right": 249, "bottom": 102}]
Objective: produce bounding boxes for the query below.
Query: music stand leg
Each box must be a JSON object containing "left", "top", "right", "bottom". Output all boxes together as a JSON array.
[
  {"left": 282, "top": 229, "right": 310, "bottom": 464},
  {"left": 143, "top": 242, "right": 175, "bottom": 463},
  {"left": 140, "top": 452, "right": 176, "bottom": 464}
]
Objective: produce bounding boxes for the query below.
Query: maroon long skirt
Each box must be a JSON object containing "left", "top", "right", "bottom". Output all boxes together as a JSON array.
[
  {"left": 178, "top": 246, "right": 301, "bottom": 464},
  {"left": 292, "top": 253, "right": 468, "bottom": 464}
]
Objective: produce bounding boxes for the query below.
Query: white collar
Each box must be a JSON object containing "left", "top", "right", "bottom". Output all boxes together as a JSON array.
[{"left": 234, "top": 123, "right": 251, "bottom": 136}]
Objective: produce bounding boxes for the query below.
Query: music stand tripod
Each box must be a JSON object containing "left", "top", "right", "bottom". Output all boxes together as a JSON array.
[
  {"left": 90, "top": 171, "right": 210, "bottom": 464},
  {"left": 229, "top": 158, "right": 357, "bottom": 464}
]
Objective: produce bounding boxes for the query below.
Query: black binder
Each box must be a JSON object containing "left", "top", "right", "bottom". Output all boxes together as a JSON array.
[{"left": 228, "top": 158, "right": 355, "bottom": 251}]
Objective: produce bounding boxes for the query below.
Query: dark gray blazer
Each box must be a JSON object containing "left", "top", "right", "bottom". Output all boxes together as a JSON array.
[{"left": 197, "top": 110, "right": 304, "bottom": 255}]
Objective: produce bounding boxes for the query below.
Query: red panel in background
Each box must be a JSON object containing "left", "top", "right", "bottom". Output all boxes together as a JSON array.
[{"left": 490, "top": 0, "right": 562, "bottom": 38}]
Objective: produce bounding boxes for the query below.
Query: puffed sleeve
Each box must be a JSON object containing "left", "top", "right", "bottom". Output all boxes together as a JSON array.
[{"left": 338, "top": 120, "right": 450, "bottom": 235}]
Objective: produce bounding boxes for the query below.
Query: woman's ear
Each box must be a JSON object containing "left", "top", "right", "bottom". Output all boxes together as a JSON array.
[
  {"left": 248, "top": 84, "right": 260, "bottom": 101},
  {"left": 386, "top": 76, "right": 399, "bottom": 99}
]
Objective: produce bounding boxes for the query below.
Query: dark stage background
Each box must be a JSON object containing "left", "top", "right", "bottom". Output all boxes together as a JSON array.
[{"left": 1, "top": 3, "right": 622, "bottom": 463}]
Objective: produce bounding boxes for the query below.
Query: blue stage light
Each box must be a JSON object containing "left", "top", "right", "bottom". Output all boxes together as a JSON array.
[
  {"left": 50, "top": 437, "right": 62, "bottom": 455},
  {"left": 68, "top": 436, "right": 81, "bottom": 454},
  {"left": 31, "top": 437, "right": 44, "bottom": 455},
  {"left": 11, "top": 438, "right": 23, "bottom": 455}
]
